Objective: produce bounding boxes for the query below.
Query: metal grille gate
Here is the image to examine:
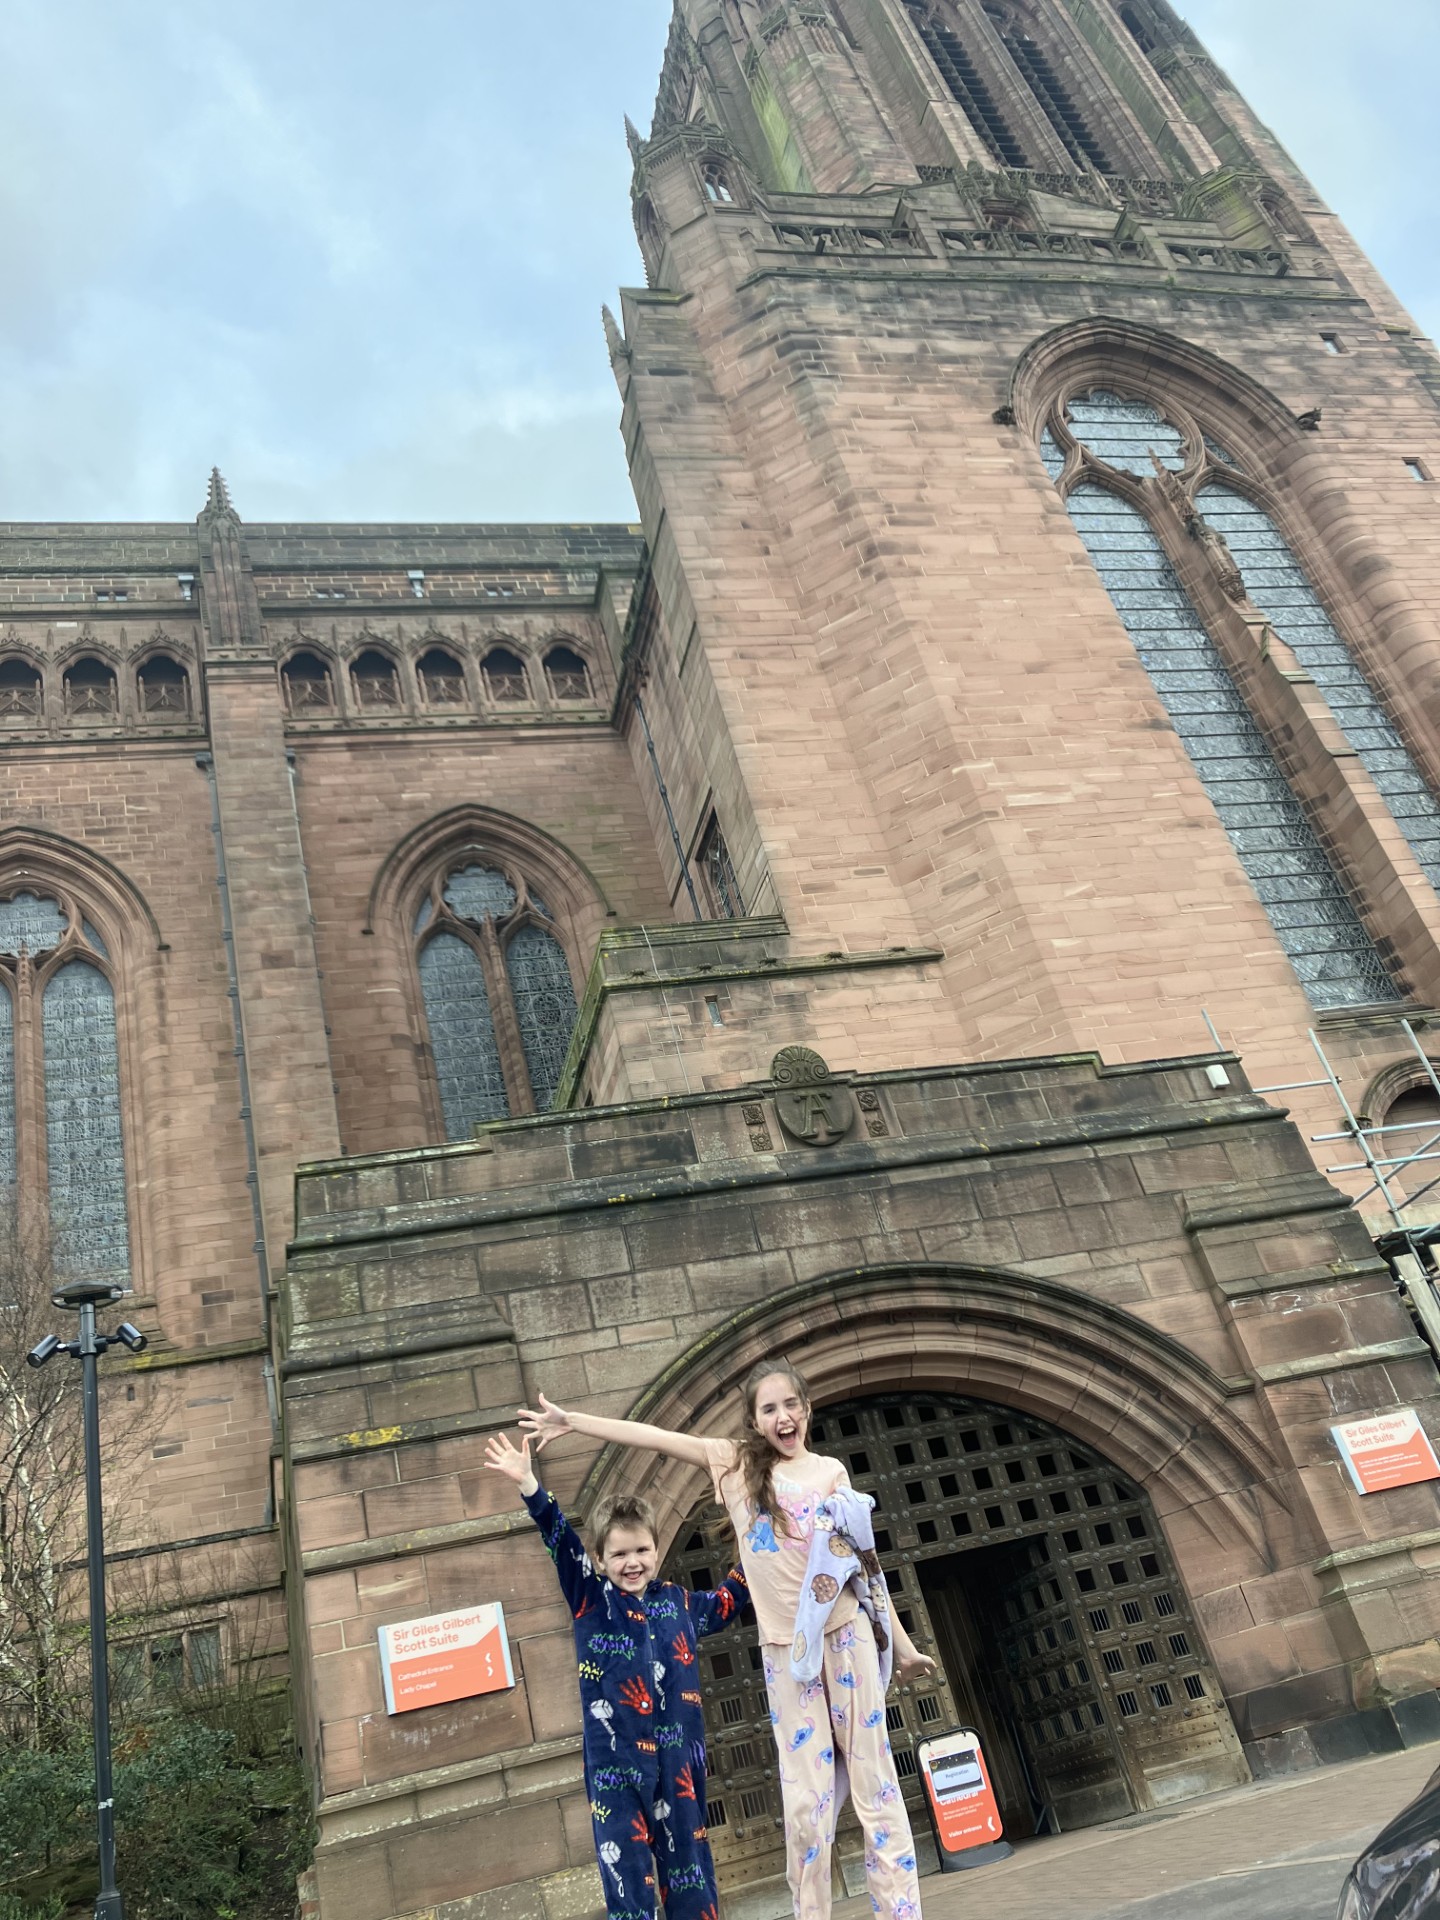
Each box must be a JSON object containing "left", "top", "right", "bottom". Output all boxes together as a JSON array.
[{"left": 661, "top": 1392, "right": 1247, "bottom": 1888}]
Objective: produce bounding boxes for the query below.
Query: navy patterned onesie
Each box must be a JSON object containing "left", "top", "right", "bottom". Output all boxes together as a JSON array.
[{"left": 524, "top": 1486, "right": 749, "bottom": 1920}]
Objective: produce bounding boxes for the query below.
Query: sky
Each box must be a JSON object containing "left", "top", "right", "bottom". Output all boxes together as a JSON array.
[{"left": 0, "top": 1, "right": 1433, "bottom": 527}]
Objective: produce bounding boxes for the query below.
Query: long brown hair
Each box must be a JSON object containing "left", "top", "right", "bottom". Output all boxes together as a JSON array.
[{"left": 735, "top": 1359, "right": 811, "bottom": 1539}]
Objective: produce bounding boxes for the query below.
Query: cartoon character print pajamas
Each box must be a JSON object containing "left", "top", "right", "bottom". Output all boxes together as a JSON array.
[
  {"left": 765, "top": 1611, "right": 922, "bottom": 1920},
  {"left": 523, "top": 1485, "right": 748, "bottom": 1920}
]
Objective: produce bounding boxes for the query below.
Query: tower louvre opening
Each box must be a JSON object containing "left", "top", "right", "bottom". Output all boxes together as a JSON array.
[
  {"left": 985, "top": 8, "right": 1116, "bottom": 172},
  {"left": 907, "top": 3, "right": 1031, "bottom": 167}
]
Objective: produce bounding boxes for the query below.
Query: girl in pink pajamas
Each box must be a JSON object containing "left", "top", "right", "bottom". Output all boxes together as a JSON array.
[{"left": 520, "top": 1360, "right": 933, "bottom": 1920}]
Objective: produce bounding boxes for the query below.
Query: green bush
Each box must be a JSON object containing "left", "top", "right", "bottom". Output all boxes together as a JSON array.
[
  {"left": 0, "top": 1894, "right": 64, "bottom": 1920},
  {"left": 0, "top": 1718, "right": 311, "bottom": 1920}
]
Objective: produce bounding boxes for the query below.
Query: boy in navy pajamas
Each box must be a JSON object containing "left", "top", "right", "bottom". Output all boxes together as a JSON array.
[{"left": 486, "top": 1431, "right": 749, "bottom": 1920}]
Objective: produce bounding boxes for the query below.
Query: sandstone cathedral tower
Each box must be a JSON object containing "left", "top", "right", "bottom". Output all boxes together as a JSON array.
[{"left": 3, "top": 5, "right": 1440, "bottom": 1917}]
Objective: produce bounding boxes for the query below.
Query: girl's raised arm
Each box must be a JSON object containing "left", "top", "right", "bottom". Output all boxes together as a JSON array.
[{"left": 518, "top": 1389, "right": 721, "bottom": 1471}]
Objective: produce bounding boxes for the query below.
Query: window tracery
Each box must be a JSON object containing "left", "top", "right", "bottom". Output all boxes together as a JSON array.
[
  {"left": 138, "top": 654, "right": 190, "bottom": 717},
  {"left": 351, "top": 648, "right": 401, "bottom": 710},
  {"left": 0, "top": 887, "right": 130, "bottom": 1277},
  {"left": 282, "top": 650, "right": 335, "bottom": 713},
  {"left": 1195, "top": 485, "right": 1440, "bottom": 894},
  {"left": 417, "top": 647, "right": 466, "bottom": 706},
  {"left": 64, "top": 656, "right": 118, "bottom": 717},
  {"left": 701, "top": 161, "right": 735, "bottom": 204},
  {"left": 0, "top": 657, "right": 42, "bottom": 719},
  {"left": 1039, "top": 390, "right": 1401, "bottom": 1010},
  {"left": 413, "top": 857, "right": 580, "bottom": 1136},
  {"left": 543, "top": 645, "right": 592, "bottom": 702},
  {"left": 481, "top": 648, "right": 530, "bottom": 704}
]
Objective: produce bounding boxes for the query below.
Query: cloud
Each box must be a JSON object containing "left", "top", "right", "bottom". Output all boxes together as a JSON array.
[{"left": 0, "top": 0, "right": 1432, "bottom": 523}]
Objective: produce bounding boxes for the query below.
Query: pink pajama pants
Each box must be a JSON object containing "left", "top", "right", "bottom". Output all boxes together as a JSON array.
[{"left": 763, "top": 1612, "right": 923, "bottom": 1920}]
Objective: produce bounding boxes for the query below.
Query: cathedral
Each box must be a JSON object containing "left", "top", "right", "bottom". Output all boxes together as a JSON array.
[{"left": 5, "top": 3, "right": 1440, "bottom": 1916}]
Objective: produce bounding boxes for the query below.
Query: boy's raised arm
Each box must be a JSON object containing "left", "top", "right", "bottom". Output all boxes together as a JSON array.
[{"left": 484, "top": 1432, "right": 598, "bottom": 1616}]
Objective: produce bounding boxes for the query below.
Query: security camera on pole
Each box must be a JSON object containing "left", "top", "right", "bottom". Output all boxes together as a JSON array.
[{"left": 28, "top": 1277, "right": 147, "bottom": 1920}]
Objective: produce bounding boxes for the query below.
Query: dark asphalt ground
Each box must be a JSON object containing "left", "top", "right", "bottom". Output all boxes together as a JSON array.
[{"left": 1101, "top": 1828, "right": 1371, "bottom": 1920}]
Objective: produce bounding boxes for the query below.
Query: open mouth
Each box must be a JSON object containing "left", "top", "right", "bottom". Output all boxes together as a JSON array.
[{"left": 776, "top": 1423, "right": 799, "bottom": 1442}]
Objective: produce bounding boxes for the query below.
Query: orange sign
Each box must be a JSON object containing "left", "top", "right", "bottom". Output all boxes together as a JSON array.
[
  {"left": 1332, "top": 1410, "right": 1440, "bottom": 1497},
  {"left": 917, "top": 1729, "right": 1008, "bottom": 1862},
  {"left": 378, "top": 1603, "right": 515, "bottom": 1715}
]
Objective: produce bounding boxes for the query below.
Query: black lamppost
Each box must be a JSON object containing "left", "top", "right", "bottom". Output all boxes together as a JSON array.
[{"left": 27, "top": 1278, "right": 147, "bottom": 1920}]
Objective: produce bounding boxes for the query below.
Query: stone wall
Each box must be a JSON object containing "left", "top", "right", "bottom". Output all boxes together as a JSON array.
[{"left": 281, "top": 1048, "right": 1440, "bottom": 1920}]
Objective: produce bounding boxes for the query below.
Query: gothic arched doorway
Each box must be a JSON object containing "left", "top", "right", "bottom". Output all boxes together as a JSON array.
[{"left": 661, "top": 1389, "right": 1248, "bottom": 1891}]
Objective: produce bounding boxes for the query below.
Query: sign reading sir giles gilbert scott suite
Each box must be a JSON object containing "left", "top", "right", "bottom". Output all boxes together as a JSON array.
[
  {"left": 1331, "top": 1410, "right": 1440, "bottom": 1498},
  {"left": 378, "top": 1602, "right": 516, "bottom": 1716}
]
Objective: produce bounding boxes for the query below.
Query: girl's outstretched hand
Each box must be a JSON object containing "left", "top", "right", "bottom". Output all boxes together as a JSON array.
[
  {"left": 517, "top": 1391, "right": 573, "bottom": 1452},
  {"left": 485, "top": 1431, "right": 539, "bottom": 1496},
  {"left": 893, "top": 1645, "right": 938, "bottom": 1685}
]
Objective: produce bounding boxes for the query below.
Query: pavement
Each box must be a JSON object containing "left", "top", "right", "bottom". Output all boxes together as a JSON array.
[{"left": 832, "top": 1746, "right": 1439, "bottom": 1920}]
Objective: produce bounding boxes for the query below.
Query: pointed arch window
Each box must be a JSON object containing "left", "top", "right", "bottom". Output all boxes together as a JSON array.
[
  {"left": 1194, "top": 484, "right": 1440, "bottom": 893},
  {"left": 352, "top": 649, "right": 401, "bottom": 710},
  {"left": 0, "top": 889, "right": 130, "bottom": 1278},
  {"left": 414, "top": 859, "right": 580, "bottom": 1137},
  {"left": 0, "top": 657, "right": 42, "bottom": 719},
  {"left": 64, "top": 657, "right": 118, "bottom": 717},
  {"left": 1039, "top": 391, "right": 1400, "bottom": 1010},
  {"left": 543, "top": 646, "right": 592, "bottom": 703},
  {"left": 418, "top": 648, "right": 467, "bottom": 707},
  {"left": 481, "top": 648, "right": 530, "bottom": 704},
  {"left": 138, "top": 654, "right": 191, "bottom": 717},
  {"left": 283, "top": 650, "right": 335, "bottom": 714}
]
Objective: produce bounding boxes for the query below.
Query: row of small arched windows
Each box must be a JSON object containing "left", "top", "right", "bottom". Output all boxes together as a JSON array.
[
  {"left": 281, "top": 644, "right": 593, "bottom": 717},
  {"left": 0, "top": 653, "right": 191, "bottom": 722}
]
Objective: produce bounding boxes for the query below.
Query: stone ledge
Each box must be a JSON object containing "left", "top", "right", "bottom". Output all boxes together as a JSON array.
[
  {"left": 291, "top": 1092, "right": 1286, "bottom": 1256},
  {"left": 301, "top": 1507, "right": 531, "bottom": 1576},
  {"left": 288, "top": 1403, "right": 514, "bottom": 1466},
  {"left": 1214, "top": 1257, "right": 1393, "bottom": 1300},
  {"left": 316, "top": 1733, "right": 584, "bottom": 1827},
  {"left": 1315, "top": 1528, "right": 1440, "bottom": 1574},
  {"left": 1183, "top": 1174, "right": 1354, "bottom": 1234},
  {"left": 1253, "top": 1337, "right": 1433, "bottom": 1383}
]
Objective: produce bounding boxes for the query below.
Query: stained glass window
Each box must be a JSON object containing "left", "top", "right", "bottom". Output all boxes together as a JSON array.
[
  {"left": 445, "top": 865, "right": 517, "bottom": 923},
  {"left": 505, "top": 925, "right": 580, "bottom": 1112},
  {"left": 414, "top": 856, "right": 584, "bottom": 1129},
  {"left": 0, "top": 892, "right": 68, "bottom": 955},
  {"left": 418, "top": 933, "right": 510, "bottom": 1137},
  {"left": 1065, "top": 392, "right": 1187, "bottom": 477},
  {"left": 43, "top": 962, "right": 130, "bottom": 1277},
  {"left": 1197, "top": 485, "right": 1440, "bottom": 893},
  {"left": 0, "top": 986, "right": 14, "bottom": 1191},
  {"left": 1061, "top": 484, "right": 1397, "bottom": 1009}
]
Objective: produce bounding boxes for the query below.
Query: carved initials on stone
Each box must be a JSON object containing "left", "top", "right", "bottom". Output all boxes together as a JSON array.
[{"left": 770, "top": 1046, "right": 855, "bottom": 1148}]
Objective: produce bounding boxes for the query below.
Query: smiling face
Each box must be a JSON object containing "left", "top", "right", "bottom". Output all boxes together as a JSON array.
[
  {"left": 601, "top": 1523, "right": 658, "bottom": 1593},
  {"left": 751, "top": 1370, "right": 810, "bottom": 1460}
]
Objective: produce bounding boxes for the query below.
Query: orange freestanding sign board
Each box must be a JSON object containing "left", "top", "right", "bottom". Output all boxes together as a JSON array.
[
  {"left": 1332, "top": 1410, "right": 1440, "bottom": 1497},
  {"left": 916, "top": 1728, "right": 1014, "bottom": 1872},
  {"left": 378, "top": 1603, "right": 515, "bottom": 1715}
]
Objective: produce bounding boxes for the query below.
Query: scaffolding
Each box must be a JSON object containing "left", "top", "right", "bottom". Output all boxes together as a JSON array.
[{"left": 1206, "top": 1012, "right": 1440, "bottom": 1361}]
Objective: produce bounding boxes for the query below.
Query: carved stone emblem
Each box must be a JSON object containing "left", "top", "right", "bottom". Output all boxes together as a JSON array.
[{"left": 770, "top": 1046, "right": 854, "bottom": 1148}]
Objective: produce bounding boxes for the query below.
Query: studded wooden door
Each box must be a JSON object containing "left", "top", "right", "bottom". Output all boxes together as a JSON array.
[{"left": 661, "top": 1392, "right": 1248, "bottom": 1886}]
